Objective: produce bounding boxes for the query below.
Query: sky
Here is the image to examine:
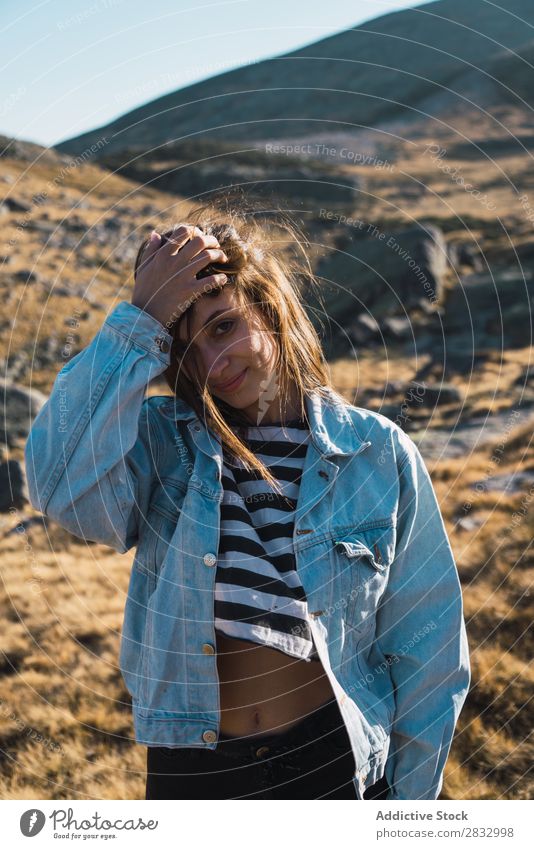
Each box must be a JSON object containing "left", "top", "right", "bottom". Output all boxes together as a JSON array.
[{"left": 1, "top": 0, "right": 433, "bottom": 149}]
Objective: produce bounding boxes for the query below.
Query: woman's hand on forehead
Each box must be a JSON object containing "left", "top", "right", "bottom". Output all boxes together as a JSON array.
[{"left": 131, "top": 224, "right": 230, "bottom": 328}]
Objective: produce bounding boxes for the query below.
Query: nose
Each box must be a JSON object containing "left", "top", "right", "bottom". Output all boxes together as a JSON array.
[{"left": 203, "top": 348, "right": 232, "bottom": 386}]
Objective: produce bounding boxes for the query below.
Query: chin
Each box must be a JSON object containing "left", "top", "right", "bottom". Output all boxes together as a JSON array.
[{"left": 225, "top": 390, "right": 257, "bottom": 410}]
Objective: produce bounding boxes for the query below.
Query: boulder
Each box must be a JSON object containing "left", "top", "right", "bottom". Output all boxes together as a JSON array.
[
  {"left": 309, "top": 221, "right": 449, "bottom": 356},
  {"left": 0, "top": 196, "right": 31, "bottom": 214},
  {"left": 469, "top": 470, "right": 534, "bottom": 494},
  {"left": 381, "top": 315, "right": 413, "bottom": 339},
  {"left": 443, "top": 269, "right": 534, "bottom": 350},
  {"left": 0, "top": 460, "right": 28, "bottom": 511},
  {"left": 13, "top": 269, "right": 44, "bottom": 285},
  {"left": 447, "top": 241, "right": 485, "bottom": 273},
  {"left": 348, "top": 313, "right": 381, "bottom": 345},
  {"left": 416, "top": 383, "right": 463, "bottom": 406},
  {"left": 0, "top": 381, "right": 47, "bottom": 447}
]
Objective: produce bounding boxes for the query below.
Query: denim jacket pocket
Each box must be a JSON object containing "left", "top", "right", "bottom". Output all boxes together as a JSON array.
[
  {"left": 135, "top": 479, "right": 186, "bottom": 596},
  {"left": 332, "top": 524, "right": 396, "bottom": 633}
]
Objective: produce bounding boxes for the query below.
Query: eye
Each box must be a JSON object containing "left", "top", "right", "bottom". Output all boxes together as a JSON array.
[{"left": 214, "top": 319, "right": 234, "bottom": 336}]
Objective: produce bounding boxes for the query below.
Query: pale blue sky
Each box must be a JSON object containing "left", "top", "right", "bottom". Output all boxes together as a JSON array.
[{"left": 1, "top": 0, "right": 431, "bottom": 149}]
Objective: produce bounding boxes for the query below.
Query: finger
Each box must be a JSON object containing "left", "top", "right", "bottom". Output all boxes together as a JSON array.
[
  {"left": 188, "top": 248, "right": 228, "bottom": 274},
  {"left": 166, "top": 224, "right": 204, "bottom": 255},
  {"left": 171, "top": 222, "right": 198, "bottom": 238},
  {"left": 178, "top": 232, "right": 223, "bottom": 263},
  {"left": 200, "top": 273, "right": 230, "bottom": 295},
  {"left": 136, "top": 230, "right": 162, "bottom": 273},
  {"left": 174, "top": 273, "right": 229, "bottom": 319}
]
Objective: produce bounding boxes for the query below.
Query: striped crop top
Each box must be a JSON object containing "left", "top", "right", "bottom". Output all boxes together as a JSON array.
[{"left": 214, "top": 416, "right": 320, "bottom": 662}]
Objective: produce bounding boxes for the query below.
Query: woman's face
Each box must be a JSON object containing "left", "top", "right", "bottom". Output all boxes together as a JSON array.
[{"left": 177, "top": 286, "right": 289, "bottom": 425}]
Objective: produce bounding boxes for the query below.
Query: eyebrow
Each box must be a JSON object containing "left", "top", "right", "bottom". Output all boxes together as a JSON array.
[
  {"left": 201, "top": 308, "right": 231, "bottom": 329},
  {"left": 178, "top": 308, "right": 235, "bottom": 347}
]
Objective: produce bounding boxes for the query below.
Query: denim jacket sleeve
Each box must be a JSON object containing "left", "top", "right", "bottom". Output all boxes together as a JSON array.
[
  {"left": 24, "top": 301, "right": 173, "bottom": 554},
  {"left": 376, "top": 430, "right": 471, "bottom": 800}
]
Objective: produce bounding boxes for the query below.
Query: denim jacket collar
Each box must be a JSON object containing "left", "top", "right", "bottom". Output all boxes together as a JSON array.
[{"left": 156, "top": 386, "right": 371, "bottom": 457}]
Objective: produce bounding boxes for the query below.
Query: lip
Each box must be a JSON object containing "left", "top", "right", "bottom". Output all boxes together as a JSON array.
[{"left": 214, "top": 368, "right": 247, "bottom": 392}]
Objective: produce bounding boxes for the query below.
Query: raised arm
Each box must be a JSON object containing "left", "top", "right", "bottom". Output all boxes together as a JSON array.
[
  {"left": 25, "top": 224, "right": 231, "bottom": 553},
  {"left": 24, "top": 302, "right": 173, "bottom": 552}
]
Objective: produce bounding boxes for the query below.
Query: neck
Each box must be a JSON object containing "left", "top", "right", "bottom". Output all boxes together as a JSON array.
[{"left": 244, "top": 383, "right": 303, "bottom": 427}]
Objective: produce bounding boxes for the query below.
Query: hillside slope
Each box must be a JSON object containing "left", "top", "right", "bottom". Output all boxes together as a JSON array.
[{"left": 56, "top": 0, "right": 534, "bottom": 157}]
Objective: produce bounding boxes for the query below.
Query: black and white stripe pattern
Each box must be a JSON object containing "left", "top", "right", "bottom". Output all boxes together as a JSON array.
[{"left": 214, "top": 418, "right": 320, "bottom": 662}]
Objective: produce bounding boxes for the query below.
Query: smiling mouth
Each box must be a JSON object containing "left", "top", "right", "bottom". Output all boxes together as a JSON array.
[{"left": 214, "top": 368, "right": 247, "bottom": 392}]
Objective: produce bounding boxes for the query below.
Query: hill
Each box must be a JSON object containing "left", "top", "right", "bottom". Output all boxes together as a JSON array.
[{"left": 56, "top": 0, "right": 534, "bottom": 157}]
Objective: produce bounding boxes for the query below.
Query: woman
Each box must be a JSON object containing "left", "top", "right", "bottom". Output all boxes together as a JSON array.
[{"left": 25, "top": 201, "right": 470, "bottom": 801}]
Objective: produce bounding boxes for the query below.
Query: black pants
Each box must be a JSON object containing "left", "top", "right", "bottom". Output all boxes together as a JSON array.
[{"left": 145, "top": 697, "right": 390, "bottom": 800}]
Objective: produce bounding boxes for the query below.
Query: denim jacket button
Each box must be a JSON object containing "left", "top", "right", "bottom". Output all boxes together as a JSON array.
[
  {"left": 202, "top": 643, "right": 215, "bottom": 654},
  {"left": 154, "top": 336, "right": 170, "bottom": 353},
  {"left": 203, "top": 552, "right": 217, "bottom": 567},
  {"left": 202, "top": 730, "right": 217, "bottom": 744}
]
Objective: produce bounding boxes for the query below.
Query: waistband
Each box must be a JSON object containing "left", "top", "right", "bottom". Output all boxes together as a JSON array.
[{"left": 215, "top": 697, "right": 344, "bottom": 761}]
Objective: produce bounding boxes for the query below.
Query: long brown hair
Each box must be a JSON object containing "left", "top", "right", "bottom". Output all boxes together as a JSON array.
[{"left": 134, "top": 196, "right": 338, "bottom": 493}]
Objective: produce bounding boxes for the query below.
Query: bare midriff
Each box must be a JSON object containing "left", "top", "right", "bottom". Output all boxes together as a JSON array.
[{"left": 215, "top": 631, "right": 336, "bottom": 738}]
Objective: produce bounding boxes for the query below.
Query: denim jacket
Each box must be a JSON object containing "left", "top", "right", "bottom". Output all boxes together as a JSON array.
[{"left": 25, "top": 301, "right": 470, "bottom": 801}]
